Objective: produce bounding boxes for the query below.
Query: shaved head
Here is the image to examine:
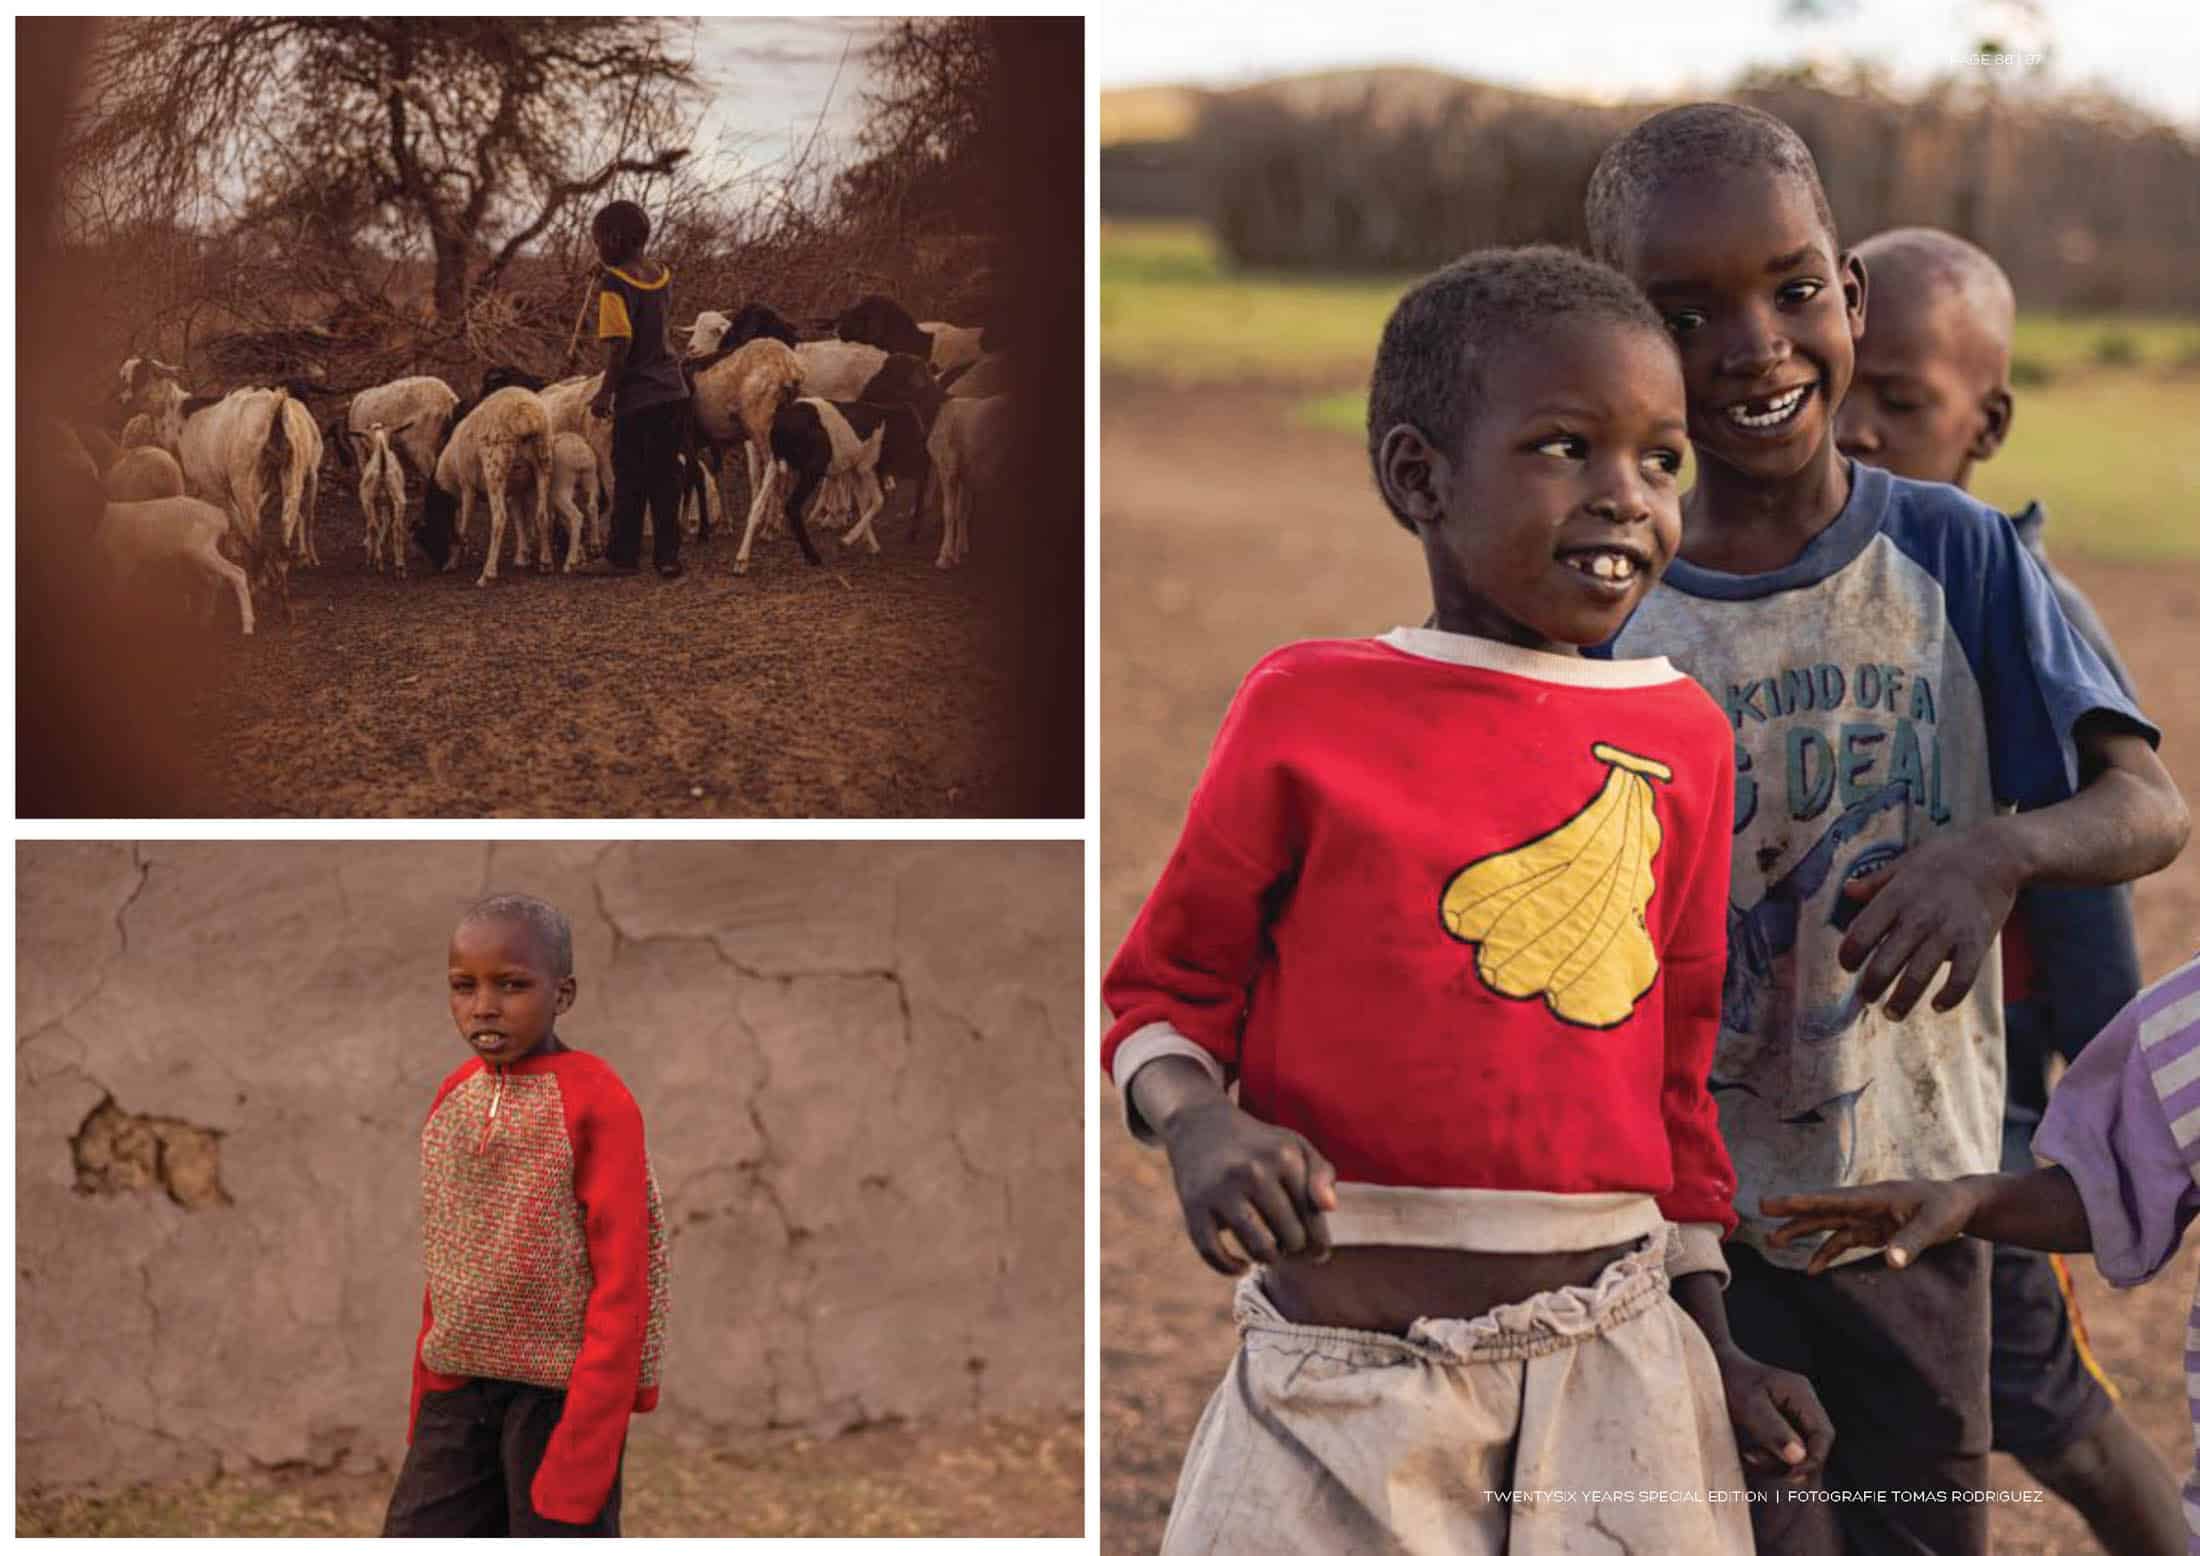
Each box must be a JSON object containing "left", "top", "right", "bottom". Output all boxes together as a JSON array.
[
  {"left": 1854, "top": 228, "right": 2015, "bottom": 381},
  {"left": 458, "top": 894, "right": 574, "bottom": 978},
  {"left": 1837, "top": 227, "right": 2019, "bottom": 487}
]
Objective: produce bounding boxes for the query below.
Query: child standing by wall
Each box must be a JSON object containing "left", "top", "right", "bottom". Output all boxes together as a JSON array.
[
  {"left": 1835, "top": 223, "right": 2182, "bottom": 1556},
  {"left": 585, "top": 198, "right": 691, "bottom": 579},
  {"left": 1105, "top": 245, "right": 1831, "bottom": 1555},
  {"left": 383, "top": 894, "right": 670, "bottom": 1537},
  {"left": 1584, "top": 103, "right": 2187, "bottom": 1555}
]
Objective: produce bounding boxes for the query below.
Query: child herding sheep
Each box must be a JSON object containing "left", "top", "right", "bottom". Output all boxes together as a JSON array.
[{"left": 580, "top": 199, "right": 689, "bottom": 580}]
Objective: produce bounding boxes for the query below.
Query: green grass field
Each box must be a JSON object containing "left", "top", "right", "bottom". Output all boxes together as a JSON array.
[{"left": 1105, "top": 221, "right": 2200, "bottom": 562}]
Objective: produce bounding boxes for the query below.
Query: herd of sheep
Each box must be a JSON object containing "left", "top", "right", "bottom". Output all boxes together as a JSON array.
[{"left": 57, "top": 292, "right": 1013, "bottom": 635}]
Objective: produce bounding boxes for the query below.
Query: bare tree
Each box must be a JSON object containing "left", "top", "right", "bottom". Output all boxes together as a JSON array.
[
  {"left": 62, "top": 19, "right": 702, "bottom": 322},
  {"left": 834, "top": 18, "right": 998, "bottom": 233}
]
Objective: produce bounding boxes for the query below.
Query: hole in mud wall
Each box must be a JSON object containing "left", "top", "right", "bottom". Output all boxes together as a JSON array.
[{"left": 70, "top": 1098, "right": 234, "bottom": 1210}]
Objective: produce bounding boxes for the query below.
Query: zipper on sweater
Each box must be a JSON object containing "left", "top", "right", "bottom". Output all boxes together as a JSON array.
[{"left": 475, "top": 1064, "right": 504, "bottom": 1155}]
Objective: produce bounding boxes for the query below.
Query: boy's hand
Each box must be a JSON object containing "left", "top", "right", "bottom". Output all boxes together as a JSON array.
[
  {"left": 1836, "top": 825, "right": 2022, "bottom": 1018},
  {"left": 1157, "top": 1099, "right": 1337, "bottom": 1276},
  {"left": 1762, "top": 1180, "right": 1979, "bottom": 1274},
  {"left": 589, "top": 388, "right": 615, "bottom": 420},
  {"left": 1711, "top": 1343, "right": 1834, "bottom": 1481}
]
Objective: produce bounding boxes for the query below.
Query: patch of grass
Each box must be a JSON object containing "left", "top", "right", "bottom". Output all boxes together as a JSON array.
[
  {"left": 2092, "top": 330, "right": 2140, "bottom": 367},
  {"left": 1102, "top": 222, "right": 1408, "bottom": 386},
  {"left": 2012, "top": 313, "right": 2200, "bottom": 375},
  {"left": 1970, "top": 373, "right": 2200, "bottom": 563}
]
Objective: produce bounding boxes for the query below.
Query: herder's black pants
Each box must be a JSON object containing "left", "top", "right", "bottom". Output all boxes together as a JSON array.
[
  {"left": 608, "top": 398, "right": 688, "bottom": 570},
  {"left": 383, "top": 1377, "right": 624, "bottom": 1537}
]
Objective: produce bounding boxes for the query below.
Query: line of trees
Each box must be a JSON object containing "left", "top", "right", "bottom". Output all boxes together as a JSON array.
[{"left": 1146, "top": 66, "right": 2200, "bottom": 313}]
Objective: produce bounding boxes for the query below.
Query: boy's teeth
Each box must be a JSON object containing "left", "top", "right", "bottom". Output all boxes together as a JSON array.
[
  {"left": 1569, "top": 551, "right": 1637, "bottom": 581},
  {"left": 1727, "top": 384, "right": 1808, "bottom": 428}
]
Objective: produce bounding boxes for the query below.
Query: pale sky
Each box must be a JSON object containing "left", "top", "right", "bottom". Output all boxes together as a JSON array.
[
  {"left": 683, "top": 17, "right": 891, "bottom": 181},
  {"left": 1096, "top": 0, "right": 2200, "bottom": 128}
]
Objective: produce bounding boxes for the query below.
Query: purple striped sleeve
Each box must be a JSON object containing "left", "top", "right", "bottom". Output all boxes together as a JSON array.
[{"left": 2034, "top": 957, "right": 2200, "bottom": 1289}]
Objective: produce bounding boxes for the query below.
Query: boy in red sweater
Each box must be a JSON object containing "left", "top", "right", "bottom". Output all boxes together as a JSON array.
[
  {"left": 383, "top": 895, "right": 670, "bottom": 1537},
  {"left": 1105, "top": 246, "right": 1829, "bottom": 1553}
]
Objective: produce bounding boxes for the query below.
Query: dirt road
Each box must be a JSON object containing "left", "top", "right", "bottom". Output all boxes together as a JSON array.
[
  {"left": 83, "top": 480, "right": 1041, "bottom": 819},
  {"left": 1101, "top": 375, "right": 2200, "bottom": 1555}
]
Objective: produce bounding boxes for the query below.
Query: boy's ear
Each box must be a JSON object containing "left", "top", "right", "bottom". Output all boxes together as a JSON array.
[
  {"left": 1377, "top": 423, "right": 1450, "bottom": 529},
  {"left": 1970, "top": 387, "right": 2013, "bottom": 465},
  {"left": 556, "top": 976, "right": 577, "bottom": 1014},
  {"left": 1841, "top": 250, "right": 1868, "bottom": 343}
]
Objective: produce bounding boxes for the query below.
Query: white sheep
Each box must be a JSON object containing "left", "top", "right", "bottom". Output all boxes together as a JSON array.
[
  {"left": 947, "top": 354, "right": 1010, "bottom": 399},
  {"left": 678, "top": 309, "right": 888, "bottom": 402},
  {"left": 686, "top": 339, "right": 805, "bottom": 575},
  {"left": 96, "top": 496, "right": 256, "bottom": 636},
  {"left": 794, "top": 340, "right": 889, "bottom": 401},
  {"left": 423, "top": 387, "right": 554, "bottom": 586},
  {"left": 282, "top": 397, "right": 324, "bottom": 567},
  {"left": 918, "top": 322, "right": 984, "bottom": 376},
  {"left": 175, "top": 386, "right": 301, "bottom": 621},
  {"left": 358, "top": 423, "right": 409, "bottom": 577},
  {"left": 330, "top": 375, "right": 458, "bottom": 574},
  {"left": 925, "top": 395, "right": 1012, "bottom": 569},
  {"left": 765, "top": 396, "right": 889, "bottom": 571},
  {"left": 120, "top": 412, "right": 167, "bottom": 451},
  {"left": 340, "top": 374, "right": 458, "bottom": 490},
  {"left": 105, "top": 445, "right": 186, "bottom": 504},
  {"left": 549, "top": 431, "right": 602, "bottom": 567}
]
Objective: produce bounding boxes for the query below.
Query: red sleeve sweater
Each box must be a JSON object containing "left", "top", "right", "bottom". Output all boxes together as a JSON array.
[
  {"left": 1102, "top": 631, "right": 1739, "bottom": 1250},
  {"left": 408, "top": 1049, "right": 670, "bottom": 1524}
]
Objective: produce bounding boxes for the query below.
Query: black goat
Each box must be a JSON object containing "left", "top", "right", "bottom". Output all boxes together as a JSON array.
[{"left": 834, "top": 293, "right": 932, "bottom": 360}]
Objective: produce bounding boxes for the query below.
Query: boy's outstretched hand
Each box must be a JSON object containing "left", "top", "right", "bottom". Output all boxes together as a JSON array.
[
  {"left": 1713, "top": 1344, "right": 1835, "bottom": 1481},
  {"left": 1762, "top": 1182, "right": 1978, "bottom": 1274},
  {"left": 1158, "top": 1099, "right": 1337, "bottom": 1276},
  {"left": 1836, "top": 827, "right": 2020, "bottom": 1019}
]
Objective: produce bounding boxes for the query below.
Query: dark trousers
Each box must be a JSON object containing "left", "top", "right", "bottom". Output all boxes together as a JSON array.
[
  {"left": 383, "top": 1378, "right": 624, "bottom": 1537},
  {"left": 608, "top": 399, "right": 687, "bottom": 569},
  {"left": 1724, "top": 1239, "right": 1992, "bottom": 1556}
]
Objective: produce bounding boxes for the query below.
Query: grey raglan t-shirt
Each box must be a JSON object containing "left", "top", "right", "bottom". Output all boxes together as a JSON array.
[{"left": 1600, "top": 461, "right": 2155, "bottom": 1266}]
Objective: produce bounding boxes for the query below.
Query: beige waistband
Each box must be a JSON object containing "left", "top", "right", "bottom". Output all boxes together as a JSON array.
[{"left": 1326, "top": 1182, "right": 1666, "bottom": 1252}]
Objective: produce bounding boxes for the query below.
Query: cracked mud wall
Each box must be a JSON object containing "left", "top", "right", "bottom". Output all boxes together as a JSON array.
[{"left": 16, "top": 840, "right": 1083, "bottom": 1497}]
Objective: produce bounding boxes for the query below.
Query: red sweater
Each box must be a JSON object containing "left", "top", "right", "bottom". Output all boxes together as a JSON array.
[
  {"left": 1103, "top": 631, "right": 1739, "bottom": 1249},
  {"left": 409, "top": 1049, "right": 669, "bottom": 1524}
]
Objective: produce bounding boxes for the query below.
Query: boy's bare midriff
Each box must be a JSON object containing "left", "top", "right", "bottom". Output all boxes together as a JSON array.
[{"left": 1266, "top": 1241, "right": 1639, "bottom": 1336}]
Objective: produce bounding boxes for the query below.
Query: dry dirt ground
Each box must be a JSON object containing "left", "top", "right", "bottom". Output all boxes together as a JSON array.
[
  {"left": 1101, "top": 375, "right": 2200, "bottom": 1556},
  {"left": 16, "top": 1410, "right": 1082, "bottom": 1537},
  {"left": 99, "top": 476, "right": 1030, "bottom": 819}
]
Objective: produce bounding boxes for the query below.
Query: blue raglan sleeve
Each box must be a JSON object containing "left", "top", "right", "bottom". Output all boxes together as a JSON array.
[{"left": 1894, "top": 497, "right": 2156, "bottom": 812}]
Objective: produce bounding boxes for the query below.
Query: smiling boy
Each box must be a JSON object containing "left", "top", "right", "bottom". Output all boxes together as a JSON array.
[
  {"left": 382, "top": 895, "right": 670, "bottom": 1537},
  {"left": 1105, "top": 246, "right": 1828, "bottom": 1554},
  {"left": 1585, "top": 104, "right": 2187, "bottom": 1555}
]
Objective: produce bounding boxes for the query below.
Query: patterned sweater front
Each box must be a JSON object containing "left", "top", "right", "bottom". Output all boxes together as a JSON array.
[
  {"left": 1103, "top": 629, "right": 1740, "bottom": 1261},
  {"left": 410, "top": 1049, "right": 670, "bottom": 1524}
]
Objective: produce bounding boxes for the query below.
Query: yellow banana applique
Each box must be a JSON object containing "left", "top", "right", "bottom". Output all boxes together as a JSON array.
[{"left": 1440, "top": 743, "right": 1672, "bottom": 1028}]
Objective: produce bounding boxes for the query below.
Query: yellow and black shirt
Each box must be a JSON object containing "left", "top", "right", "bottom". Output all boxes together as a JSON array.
[{"left": 595, "top": 263, "right": 690, "bottom": 417}]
